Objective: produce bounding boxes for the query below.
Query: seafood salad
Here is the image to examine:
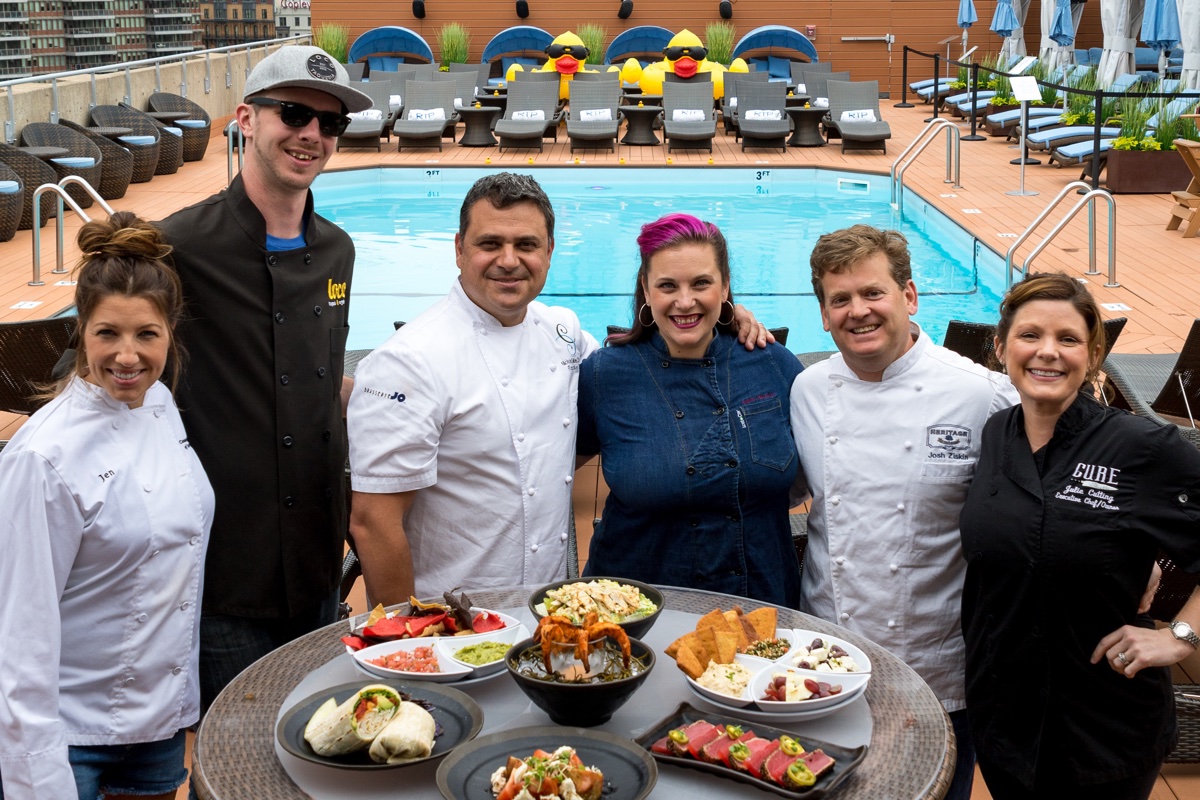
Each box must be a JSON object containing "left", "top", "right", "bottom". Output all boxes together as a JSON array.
[
  {"left": 490, "top": 746, "right": 604, "bottom": 800},
  {"left": 538, "top": 580, "right": 657, "bottom": 625}
]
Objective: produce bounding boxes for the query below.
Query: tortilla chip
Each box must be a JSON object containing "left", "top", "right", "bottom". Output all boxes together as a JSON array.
[
  {"left": 676, "top": 642, "right": 706, "bottom": 679},
  {"left": 696, "top": 609, "right": 731, "bottom": 636},
  {"left": 665, "top": 636, "right": 683, "bottom": 659},
  {"left": 723, "top": 610, "right": 751, "bottom": 650},
  {"left": 744, "top": 607, "right": 778, "bottom": 641},
  {"left": 714, "top": 630, "right": 739, "bottom": 664},
  {"left": 365, "top": 604, "right": 388, "bottom": 628},
  {"left": 736, "top": 615, "right": 760, "bottom": 649},
  {"left": 697, "top": 626, "right": 719, "bottom": 665}
]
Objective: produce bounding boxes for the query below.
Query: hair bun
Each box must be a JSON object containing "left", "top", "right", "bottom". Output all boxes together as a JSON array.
[{"left": 77, "top": 210, "right": 172, "bottom": 263}]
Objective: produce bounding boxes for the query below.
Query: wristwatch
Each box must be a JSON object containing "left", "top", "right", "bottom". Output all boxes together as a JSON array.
[{"left": 1170, "top": 619, "right": 1200, "bottom": 648}]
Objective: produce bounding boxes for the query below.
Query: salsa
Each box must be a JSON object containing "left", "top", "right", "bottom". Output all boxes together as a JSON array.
[
  {"left": 454, "top": 641, "right": 510, "bottom": 666},
  {"left": 367, "top": 646, "right": 440, "bottom": 673}
]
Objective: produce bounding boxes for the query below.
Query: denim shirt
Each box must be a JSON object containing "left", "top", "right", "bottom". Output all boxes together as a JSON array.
[{"left": 577, "top": 331, "right": 803, "bottom": 607}]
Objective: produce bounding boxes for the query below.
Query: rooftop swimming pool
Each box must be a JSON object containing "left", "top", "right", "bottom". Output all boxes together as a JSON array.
[{"left": 313, "top": 167, "right": 1009, "bottom": 353}]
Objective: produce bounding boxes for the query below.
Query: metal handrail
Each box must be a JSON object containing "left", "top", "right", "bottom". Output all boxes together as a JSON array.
[
  {"left": 890, "top": 118, "right": 961, "bottom": 214},
  {"left": 1005, "top": 180, "right": 1118, "bottom": 289},
  {"left": 226, "top": 118, "right": 243, "bottom": 184},
  {"left": 28, "top": 177, "right": 113, "bottom": 286}
]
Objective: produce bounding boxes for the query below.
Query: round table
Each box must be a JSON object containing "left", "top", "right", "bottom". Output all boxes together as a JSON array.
[
  {"left": 457, "top": 105, "right": 502, "bottom": 147},
  {"left": 475, "top": 91, "right": 508, "bottom": 118},
  {"left": 146, "top": 110, "right": 189, "bottom": 124},
  {"left": 17, "top": 145, "right": 69, "bottom": 160},
  {"left": 786, "top": 106, "right": 828, "bottom": 147},
  {"left": 620, "top": 105, "right": 663, "bottom": 146},
  {"left": 191, "top": 586, "right": 953, "bottom": 799},
  {"left": 86, "top": 126, "right": 133, "bottom": 140}
]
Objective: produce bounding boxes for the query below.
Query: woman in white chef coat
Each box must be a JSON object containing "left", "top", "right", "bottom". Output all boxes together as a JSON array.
[{"left": 0, "top": 211, "right": 214, "bottom": 800}]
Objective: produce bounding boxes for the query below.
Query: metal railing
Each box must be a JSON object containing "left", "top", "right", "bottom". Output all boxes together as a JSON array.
[
  {"left": 1005, "top": 180, "right": 1118, "bottom": 289},
  {"left": 28, "top": 177, "right": 113, "bottom": 286},
  {"left": 890, "top": 118, "right": 961, "bottom": 215},
  {"left": 225, "top": 117, "right": 242, "bottom": 183}
]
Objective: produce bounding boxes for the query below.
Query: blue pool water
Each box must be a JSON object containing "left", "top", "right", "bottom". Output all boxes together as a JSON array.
[{"left": 313, "top": 167, "right": 1009, "bottom": 353}]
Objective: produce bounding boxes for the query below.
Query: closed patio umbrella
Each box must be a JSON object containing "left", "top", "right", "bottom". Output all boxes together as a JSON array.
[
  {"left": 1041, "top": 0, "right": 1078, "bottom": 71},
  {"left": 1142, "top": 0, "right": 1182, "bottom": 76},
  {"left": 959, "top": 0, "right": 979, "bottom": 52},
  {"left": 991, "top": 0, "right": 1020, "bottom": 38},
  {"left": 994, "top": 0, "right": 1033, "bottom": 59},
  {"left": 1181, "top": 0, "right": 1200, "bottom": 89},
  {"left": 1098, "top": 0, "right": 1147, "bottom": 86}
]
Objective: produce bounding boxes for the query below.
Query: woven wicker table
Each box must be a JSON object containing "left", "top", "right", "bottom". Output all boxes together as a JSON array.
[{"left": 192, "top": 586, "right": 953, "bottom": 799}]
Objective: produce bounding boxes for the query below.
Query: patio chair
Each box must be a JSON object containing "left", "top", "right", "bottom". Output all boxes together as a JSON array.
[
  {"left": 943, "top": 316, "right": 1126, "bottom": 370},
  {"left": 0, "top": 143, "right": 57, "bottom": 229},
  {"left": 90, "top": 105, "right": 174, "bottom": 178},
  {"left": 736, "top": 82, "right": 789, "bottom": 152},
  {"left": 804, "top": 71, "right": 851, "bottom": 110},
  {"left": 1047, "top": 93, "right": 1200, "bottom": 171},
  {"left": 494, "top": 80, "right": 563, "bottom": 151},
  {"left": 58, "top": 119, "right": 132, "bottom": 201},
  {"left": 392, "top": 80, "right": 457, "bottom": 151},
  {"left": 1166, "top": 139, "right": 1200, "bottom": 238},
  {"left": 19, "top": 122, "right": 103, "bottom": 209},
  {"left": 791, "top": 60, "right": 828, "bottom": 87},
  {"left": 0, "top": 162, "right": 22, "bottom": 242},
  {"left": 721, "top": 71, "right": 767, "bottom": 135},
  {"left": 1103, "top": 318, "right": 1200, "bottom": 448},
  {"left": 344, "top": 62, "right": 365, "bottom": 81},
  {"left": 573, "top": 70, "right": 620, "bottom": 84},
  {"left": 662, "top": 81, "right": 717, "bottom": 153},
  {"left": 338, "top": 81, "right": 394, "bottom": 151},
  {"left": 0, "top": 316, "right": 77, "bottom": 419},
  {"left": 118, "top": 102, "right": 185, "bottom": 173},
  {"left": 147, "top": 92, "right": 212, "bottom": 162},
  {"left": 566, "top": 80, "right": 620, "bottom": 152},
  {"left": 824, "top": 79, "right": 891, "bottom": 153}
]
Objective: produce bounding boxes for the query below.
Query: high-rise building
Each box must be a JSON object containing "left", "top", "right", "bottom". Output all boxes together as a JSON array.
[{"left": 199, "top": 0, "right": 274, "bottom": 49}]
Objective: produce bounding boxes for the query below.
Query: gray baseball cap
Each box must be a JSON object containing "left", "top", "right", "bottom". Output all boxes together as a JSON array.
[{"left": 243, "top": 46, "right": 372, "bottom": 113}]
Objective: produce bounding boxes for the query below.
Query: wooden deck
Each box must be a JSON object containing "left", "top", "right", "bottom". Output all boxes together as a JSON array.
[{"left": 1, "top": 98, "right": 1198, "bottom": 798}]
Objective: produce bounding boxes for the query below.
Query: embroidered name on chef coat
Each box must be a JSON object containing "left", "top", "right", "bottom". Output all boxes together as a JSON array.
[
  {"left": 925, "top": 424, "right": 972, "bottom": 459},
  {"left": 1055, "top": 461, "right": 1122, "bottom": 511}
]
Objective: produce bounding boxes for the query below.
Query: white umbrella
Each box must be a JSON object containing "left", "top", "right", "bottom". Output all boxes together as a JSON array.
[
  {"left": 1000, "top": 0, "right": 1033, "bottom": 60},
  {"left": 1041, "top": 0, "right": 1077, "bottom": 73},
  {"left": 1181, "top": 0, "right": 1200, "bottom": 89},
  {"left": 1098, "top": 0, "right": 1147, "bottom": 86}
]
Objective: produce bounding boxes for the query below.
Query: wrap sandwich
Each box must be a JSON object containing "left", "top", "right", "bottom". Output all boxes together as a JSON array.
[
  {"left": 303, "top": 684, "right": 402, "bottom": 756},
  {"left": 368, "top": 701, "right": 437, "bottom": 764}
]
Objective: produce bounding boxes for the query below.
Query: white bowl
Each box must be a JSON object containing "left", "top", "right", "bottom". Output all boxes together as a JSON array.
[
  {"left": 737, "top": 628, "right": 798, "bottom": 666},
  {"left": 352, "top": 638, "right": 472, "bottom": 683},
  {"left": 682, "top": 654, "right": 761, "bottom": 708},
  {"left": 437, "top": 624, "right": 528, "bottom": 677},
  {"left": 787, "top": 629, "right": 873, "bottom": 674},
  {"left": 750, "top": 665, "right": 871, "bottom": 712}
]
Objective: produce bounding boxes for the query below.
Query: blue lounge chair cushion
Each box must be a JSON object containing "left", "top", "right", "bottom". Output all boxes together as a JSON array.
[
  {"left": 0, "top": 180, "right": 19, "bottom": 193},
  {"left": 986, "top": 107, "right": 1063, "bottom": 125},
  {"left": 909, "top": 77, "right": 955, "bottom": 91},
  {"left": 175, "top": 119, "right": 207, "bottom": 128},
  {"left": 164, "top": 126, "right": 183, "bottom": 137},
  {"left": 1028, "top": 126, "right": 1120, "bottom": 146},
  {"left": 51, "top": 157, "right": 96, "bottom": 168},
  {"left": 767, "top": 55, "right": 791, "bottom": 80},
  {"left": 945, "top": 89, "right": 995, "bottom": 105},
  {"left": 1053, "top": 138, "right": 1114, "bottom": 162},
  {"left": 119, "top": 135, "right": 156, "bottom": 146}
]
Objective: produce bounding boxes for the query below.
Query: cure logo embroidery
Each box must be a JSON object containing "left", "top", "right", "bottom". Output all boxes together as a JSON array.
[
  {"left": 1054, "top": 461, "right": 1121, "bottom": 511},
  {"left": 925, "top": 424, "right": 971, "bottom": 460},
  {"left": 327, "top": 279, "right": 347, "bottom": 306}
]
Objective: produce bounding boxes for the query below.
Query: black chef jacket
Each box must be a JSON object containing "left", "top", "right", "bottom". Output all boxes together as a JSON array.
[
  {"left": 159, "top": 174, "right": 352, "bottom": 619},
  {"left": 961, "top": 392, "right": 1200, "bottom": 787}
]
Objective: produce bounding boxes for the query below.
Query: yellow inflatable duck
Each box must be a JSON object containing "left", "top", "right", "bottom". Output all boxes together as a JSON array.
[
  {"left": 535, "top": 31, "right": 618, "bottom": 100},
  {"left": 638, "top": 29, "right": 727, "bottom": 100}
]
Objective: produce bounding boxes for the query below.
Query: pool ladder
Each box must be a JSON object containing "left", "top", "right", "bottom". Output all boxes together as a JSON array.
[
  {"left": 890, "top": 118, "right": 961, "bottom": 215},
  {"left": 1005, "top": 180, "right": 1118, "bottom": 289},
  {"left": 27, "top": 177, "right": 114, "bottom": 286},
  {"left": 226, "top": 119, "right": 243, "bottom": 184}
]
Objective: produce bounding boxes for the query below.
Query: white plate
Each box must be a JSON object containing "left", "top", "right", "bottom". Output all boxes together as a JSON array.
[
  {"left": 786, "top": 629, "right": 873, "bottom": 674},
  {"left": 682, "top": 654, "right": 760, "bottom": 708},
  {"left": 686, "top": 680, "right": 867, "bottom": 723},
  {"left": 750, "top": 665, "right": 870, "bottom": 712},
  {"left": 351, "top": 624, "right": 528, "bottom": 683},
  {"left": 344, "top": 608, "right": 523, "bottom": 656}
]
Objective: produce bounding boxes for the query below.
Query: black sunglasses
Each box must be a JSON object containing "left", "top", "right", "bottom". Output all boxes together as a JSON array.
[
  {"left": 248, "top": 98, "right": 351, "bottom": 137},
  {"left": 664, "top": 46, "right": 708, "bottom": 62},
  {"left": 545, "top": 43, "right": 589, "bottom": 60}
]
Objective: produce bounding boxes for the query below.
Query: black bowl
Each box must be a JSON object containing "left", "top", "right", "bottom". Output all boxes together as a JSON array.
[
  {"left": 527, "top": 577, "right": 664, "bottom": 640},
  {"left": 505, "top": 636, "right": 656, "bottom": 727}
]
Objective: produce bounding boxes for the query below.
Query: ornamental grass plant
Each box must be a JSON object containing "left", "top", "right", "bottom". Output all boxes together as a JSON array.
[
  {"left": 577, "top": 24, "right": 606, "bottom": 65},
  {"left": 312, "top": 23, "right": 350, "bottom": 63},
  {"left": 705, "top": 21, "right": 736, "bottom": 67},
  {"left": 437, "top": 23, "right": 471, "bottom": 68}
]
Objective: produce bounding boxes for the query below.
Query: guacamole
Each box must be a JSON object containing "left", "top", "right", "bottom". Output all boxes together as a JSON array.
[{"left": 453, "top": 641, "right": 509, "bottom": 666}]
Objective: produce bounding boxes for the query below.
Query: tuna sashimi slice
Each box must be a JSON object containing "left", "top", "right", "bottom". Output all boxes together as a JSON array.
[
  {"left": 801, "top": 748, "right": 836, "bottom": 778},
  {"left": 684, "top": 722, "right": 724, "bottom": 760},
  {"left": 742, "top": 738, "right": 780, "bottom": 776},
  {"left": 650, "top": 736, "right": 674, "bottom": 756},
  {"left": 762, "top": 747, "right": 802, "bottom": 785},
  {"left": 700, "top": 729, "right": 757, "bottom": 766}
]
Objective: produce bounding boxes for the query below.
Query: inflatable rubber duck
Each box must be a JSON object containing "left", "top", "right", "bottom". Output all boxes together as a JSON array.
[
  {"left": 638, "top": 29, "right": 727, "bottom": 100},
  {"left": 535, "top": 31, "right": 617, "bottom": 99}
]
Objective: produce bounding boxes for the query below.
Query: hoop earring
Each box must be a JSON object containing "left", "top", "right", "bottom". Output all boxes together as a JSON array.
[
  {"left": 638, "top": 303, "right": 655, "bottom": 328},
  {"left": 718, "top": 300, "right": 735, "bottom": 326}
]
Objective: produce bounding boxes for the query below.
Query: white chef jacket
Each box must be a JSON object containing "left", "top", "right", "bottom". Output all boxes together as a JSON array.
[
  {"left": 0, "top": 378, "right": 213, "bottom": 798},
  {"left": 790, "top": 326, "right": 1015, "bottom": 711},
  {"left": 349, "top": 280, "right": 598, "bottom": 598}
]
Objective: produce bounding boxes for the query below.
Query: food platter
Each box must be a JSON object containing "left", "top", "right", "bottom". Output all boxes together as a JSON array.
[
  {"left": 276, "top": 681, "right": 483, "bottom": 771},
  {"left": 435, "top": 726, "right": 658, "bottom": 800},
  {"left": 344, "top": 608, "right": 524, "bottom": 655},
  {"left": 686, "top": 683, "right": 869, "bottom": 723},
  {"left": 633, "top": 702, "right": 868, "bottom": 798},
  {"left": 528, "top": 577, "right": 664, "bottom": 639},
  {"left": 350, "top": 624, "right": 529, "bottom": 684}
]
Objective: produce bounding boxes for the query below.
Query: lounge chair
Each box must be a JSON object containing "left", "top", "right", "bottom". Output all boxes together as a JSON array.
[
  {"left": 0, "top": 143, "right": 57, "bottom": 229},
  {"left": 338, "top": 82, "right": 394, "bottom": 151},
  {"left": 0, "top": 162, "right": 21, "bottom": 242},
  {"left": 1167, "top": 139, "right": 1200, "bottom": 238},
  {"left": 344, "top": 62, "right": 365, "bottom": 81},
  {"left": 118, "top": 102, "right": 185, "bottom": 173},
  {"left": 19, "top": 122, "right": 103, "bottom": 209},
  {"left": 805, "top": 71, "right": 851, "bottom": 110},
  {"left": 392, "top": 80, "right": 457, "bottom": 151},
  {"left": 1014, "top": 74, "right": 1142, "bottom": 138},
  {"left": 0, "top": 317, "right": 78, "bottom": 435},
  {"left": 662, "top": 81, "right": 717, "bottom": 153},
  {"left": 494, "top": 80, "right": 563, "bottom": 151},
  {"left": 573, "top": 70, "right": 621, "bottom": 84},
  {"left": 92, "top": 104, "right": 178, "bottom": 177},
  {"left": 943, "top": 317, "right": 1126, "bottom": 369},
  {"left": 146, "top": 92, "right": 212, "bottom": 162},
  {"left": 824, "top": 79, "right": 891, "bottom": 153},
  {"left": 792, "top": 60, "right": 830, "bottom": 87},
  {"left": 736, "top": 82, "right": 789, "bottom": 152},
  {"left": 58, "top": 119, "right": 133, "bottom": 201},
  {"left": 1047, "top": 94, "right": 1200, "bottom": 169},
  {"left": 566, "top": 80, "right": 620, "bottom": 152},
  {"left": 722, "top": 71, "right": 768, "bottom": 135},
  {"left": 1103, "top": 318, "right": 1200, "bottom": 448}
]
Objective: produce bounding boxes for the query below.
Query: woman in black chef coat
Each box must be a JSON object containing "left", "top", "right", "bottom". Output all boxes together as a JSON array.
[{"left": 960, "top": 273, "right": 1200, "bottom": 800}]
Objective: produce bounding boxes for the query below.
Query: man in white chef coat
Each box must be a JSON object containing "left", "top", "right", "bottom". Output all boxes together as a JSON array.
[{"left": 789, "top": 224, "right": 1015, "bottom": 800}]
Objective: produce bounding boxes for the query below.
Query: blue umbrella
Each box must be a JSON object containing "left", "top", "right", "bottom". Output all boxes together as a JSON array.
[
  {"left": 1049, "top": 0, "right": 1075, "bottom": 47},
  {"left": 990, "top": 0, "right": 1019, "bottom": 39},
  {"left": 958, "top": 0, "right": 978, "bottom": 30},
  {"left": 1141, "top": 0, "right": 1182, "bottom": 53}
]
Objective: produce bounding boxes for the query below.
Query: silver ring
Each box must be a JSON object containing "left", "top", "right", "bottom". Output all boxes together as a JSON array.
[{"left": 1117, "top": 652, "right": 1129, "bottom": 665}]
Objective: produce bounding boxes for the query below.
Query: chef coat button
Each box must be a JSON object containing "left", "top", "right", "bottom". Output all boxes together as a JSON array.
[
  {"left": 533, "top": 318, "right": 540, "bottom": 325},
  {"left": 562, "top": 418, "right": 571, "bottom": 427},
  {"left": 283, "top": 436, "right": 294, "bottom": 447},
  {"left": 661, "top": 361, "right": 670, "bottom": 368},
  {"left": 151, "top": 550, "right": 160, "bottom": 557},
  {"left": 835, "top": 556, "right": 845, "bottom": 565},
  {"left": 143, "top": 484, "right": 152, "bottom": 492},
  {"left": 840, "top": 612, "right": 850, "bottom": 621},
  {"left": 112, "top": 420, "right": 120, "bottom": 430},
  {"left": 280, "top": 374, "right": 290, "bottom": 386},
  {"left": 828, "top": 436, "right": 837, "bottom": 444},
  {"left": 549, "top": 364, "right": 557, "bottom": 372},
  {"left": 274, "top": 312, "right": 285, "bottom": 323},
  {"left": 284, "top": 496, "right": 294, "bottom": 507},
  {"left": 904, "top": 441, "right": 912, "bottom": 449},
  {"left": 501, "top": 377, "right": 509, "bottom": 386},
  {"left": 725, "top": 459, "right": 738, "bottom": 468},
  {"left": 304, "top": 254, "right": 312, "bottom": 264},
  {"left": 1180, "top": 494, "right": 1189, "bottom": 504},
  {"left": 835, "top": 380, "right": 843, "bottom": 388},
  {"left": 314, "top": 305, "right": 322, "bottom": 316},
  {"left": 686, "top": 466, "right": 696, "bottom": 475},
  {"left": 180, "top": 602, "right": 189, "bottom": 611},
  {"left": 890, "top": 563, "right": 898, "bottom": 572},
  {"left": 690, "top": 519, "right": 699, "bottom": 527},
  {"left": 830, "top": 496, "right": 840, "bottom": 506},
  {"left": 153, "top": 411, "right": 161, "bottom": 418},
  {"left": 323, "top": 430, "right": 331, "bottom": 441},
  {"left": 125, "top": 677, "right": 135, "bottom": 685},
  {"left": 317, "top": 367, "right": 326, "bottom": 378},
  {"left": 989, "top": 485, "right": 998, "bottom": 496},
  {"left": 137, "top": 613, "right": 148, "bottom": 622},
  {"left": 703, "top": 360, "right": 712, "bottom": 368},
  {"left": 173, "top": 666, "right": 183, "bottom": 675},
  {"left": 564, "top": 475, "right": 572, "bottom": 484},
  {"left": 675, "top": 410, "right": 685, "bottom": 419},
  {"left": 325, "top": 487, "right": 333, "bottom": 498},
  {"left": 896, "top": 502, "right": 905, "bottom": 511},
  {"left": 517, "top": 433, "right": 526, "bottom": 442},
  {"left": 267, "top": 255, "right": 277, "bottom": 266},
  {"left": 188, "top": 537, "right": 198, "bottom": 546},
  {"left": 561, "top": 532, "right": 568, "bottom": 541},
  {"left": 715, "top": 406, "right": 724, "bottom": 415},
  {"left": 887, "top": 619, "right": 896, "bottom": 628},
  {"left": 531, "top": 543, "right": 539, "bottom": 552},
  {"left": 1031, "top": 626, "right": 1041, "bottom": 638},
  {"left": 915, "top": 385, "right": 923, "bottom": 391},
  {"left": 527, "top": 487, "right": 536, "bottom": 496}
]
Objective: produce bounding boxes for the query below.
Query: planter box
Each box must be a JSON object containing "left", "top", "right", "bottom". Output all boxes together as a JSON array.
[{"left": 1106, "top": 148, "right": 1194, "bottom": 194}]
